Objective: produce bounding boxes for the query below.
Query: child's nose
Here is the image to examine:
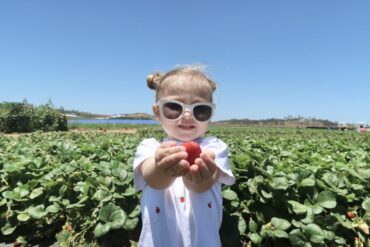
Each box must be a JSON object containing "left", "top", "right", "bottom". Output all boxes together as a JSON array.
[{"left": 182, "top": 110, "right": 193, "bottom": 120}]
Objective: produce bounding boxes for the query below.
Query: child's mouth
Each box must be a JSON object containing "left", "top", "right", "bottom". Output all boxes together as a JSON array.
[{"left": 179, "top": 124, "right": 195, "bottom": 130}]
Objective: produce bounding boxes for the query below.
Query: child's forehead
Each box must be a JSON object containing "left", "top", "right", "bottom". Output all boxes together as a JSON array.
[
  {"left": 162, "top": 74, "right": 211, "bottom": 91},
  {"left": 160, "top": 79, "right": 212, "bottom": 100}
]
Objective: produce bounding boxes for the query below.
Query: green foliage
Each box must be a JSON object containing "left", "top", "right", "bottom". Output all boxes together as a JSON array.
[
  {"left": 0, "top": 101, "right": 68, "bottom": 133},
  {"left": 0, "top": 128, "right": 369, "bottom": 246},
  {"left": 219, "top": 128, "right": 370, "bottom": 246}
]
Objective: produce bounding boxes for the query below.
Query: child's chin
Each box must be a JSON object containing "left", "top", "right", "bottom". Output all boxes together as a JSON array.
[{"left": 173, "top": 133, "right": 198, "bottom": 142}]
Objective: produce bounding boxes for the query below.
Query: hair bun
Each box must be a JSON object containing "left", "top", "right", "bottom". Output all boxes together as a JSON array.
[{"left": 147, "top": 72, "right": 161, "bottom": 90}]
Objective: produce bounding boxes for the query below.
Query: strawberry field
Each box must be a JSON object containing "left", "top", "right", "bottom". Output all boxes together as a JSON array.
[{"left": 0, "top": 128, "right": 369, "bottom": 246}]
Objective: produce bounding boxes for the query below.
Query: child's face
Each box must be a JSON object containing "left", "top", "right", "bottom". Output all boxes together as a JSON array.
[{"left": 153, "top": 81, "right": 213, "bottom": 141}]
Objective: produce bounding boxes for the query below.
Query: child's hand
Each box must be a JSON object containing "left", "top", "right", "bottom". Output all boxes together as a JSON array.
[
  {"left": 184, "top": 150, "right": 219, "bottom": 184},
  {"left": 155, "top": 141, "right": 189, "bottom": 177}
]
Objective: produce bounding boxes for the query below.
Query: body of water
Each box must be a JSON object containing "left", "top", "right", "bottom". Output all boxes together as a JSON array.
[{"left": 68, "top": 119, "right": 159, "bottom": 125}]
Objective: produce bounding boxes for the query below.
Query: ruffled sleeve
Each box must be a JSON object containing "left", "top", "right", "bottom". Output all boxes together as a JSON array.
[
  {"left": 201, "top": 137, "right": 235, "bottom": 185},
  {"left": 133, "top": 138, "right": 160, "bottom": 191}
]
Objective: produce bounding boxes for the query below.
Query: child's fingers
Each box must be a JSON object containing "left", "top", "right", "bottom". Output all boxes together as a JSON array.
[
  {"left": 156, "top": 145, "right": 186, "bottom": 164},
  {"left": 204, "top": 150, "right": 215, "bottom": 160},
  {"left": 200, "top": 152, "right": 218, "bottom": 174},
  {"left": 167, "top": 159, "right": 189, "bottom": 177},
  {"left": 190, "top": 165, "right": 202, "bottom": 184},
  {"left": 158, "top": 151, "right": 187, "bottom": 170},
  {"left": 194, "top": 158, "right": 212, "bottom": 180},
  {"left": 183, "top": 171, "right": 192, "bottom": 181}
]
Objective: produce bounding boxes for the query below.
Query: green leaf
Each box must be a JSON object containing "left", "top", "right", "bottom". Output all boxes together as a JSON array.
[
  {"left": 93, "top": 190, "right": 112, "bottom": 202},
  {"left": 124, "top": 217, "right": 139, "bottom": 230},
  {"left": 99, "top": 203, "right": 126, "bottom": 229},
  {"left": 288, "top": 200, "right": 307, "bottom": 214},
  {"left": 305, "top": 224, "right": 325, "bottom": 244},
  {"left": 312, "top": 204, "right": 323, "bottom": 215},
  {"left": 46, "top": 204, "right": 60, "bottom": 213},
  {"left": 93, "top": 223, "right": 111, "bottom": 238},
  {"left": 27, "top": 205, "right": 48, "bottom": 219},
  {"left": 289, "top": 229, "right": 307, "bottom": 247},
  {"left": 249, "top": 218, "right": 258, "bottom": 233},
  {"left": 222, "top": 189, "right": 238, "bottom": 201},
  {"left": 271, "top": 176, "right": 289, "bottom": 190},
  {"left": 49, "top": 196, "right": 61, "bottom": 202},
  {"left": 260, "top": 189, "right": 272, "bottom": 199},
  {"left": 351, "top": 184, "right": 364, "bottom": 190},
  {"left": 280, "top": 151, "right": 292, "bottom": 157},
  {"left": 316, "top": 191, "right": 336, "bottom": 209},
  {"left": 17, "top": 213, "right": 31, "bottom": 222},
  {"left": 0, "top": 198, "right": 6, "bottom": 206},
  {"left": 112, "top": 167, "right": 128, "bottom": 181},
  {"left": 3, "top": 187, "right": 29, "bottom": 201},
  {"left": 1, "top": 222, "right": 17, "bottom": 235},
  {"left": 301, "top": 207, "right": 314, "bottom": 224},
  {"left": 271, "top": 217, "right": 291, "bottom": 231},
  {"left": 56, "top": 230, "right": 72, "bottom": 243},
  {"left": 322, "top": 173, "right": 338, "bottom": 187},
  {"left": 73, "top": 182, "right": 90, "bottom": 194},
  {"left": 231, "top": 200, "right": 239, "bottom": 208},
  {"left": 301, "top": 177, "right": 315, "bottom": 187},
  {"left": 334, "top": 236, "right": 347, "bottom": 244},
  {"left": 274, "top": 229, "right": 289, "bottom": 238},
  {"left": 238, "top": 215, "right": 246, "bottom": 235},
  {"left": 322, "top": 230, "right": 335, "bottom": 241},
  {"left": 248, "top": 233, "right": 262, "bottom": 245},
  {"left": 29, "top": 187, "right": 43, "bottom": 199},
  {"left": 362, "top": 198, "right": 370, "bottom": 211},
  {"left": 122, "top": 187, "right": 136, "bottom": 196},
  {"left": 128, "top": 205, "right": 141, "bottom": 218}
]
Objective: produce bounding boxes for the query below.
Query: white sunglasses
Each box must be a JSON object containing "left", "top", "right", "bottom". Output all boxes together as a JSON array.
[{"left": 156, "top": 99, "right": 215, "bottom": 122}]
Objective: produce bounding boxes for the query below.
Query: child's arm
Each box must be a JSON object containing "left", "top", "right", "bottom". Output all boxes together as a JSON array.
[
  {"left": 183, "top": 151, "right": 220, "bottom": 193},
  {"left": 140, "top": 141, "right": 189, "bottom": 190}
]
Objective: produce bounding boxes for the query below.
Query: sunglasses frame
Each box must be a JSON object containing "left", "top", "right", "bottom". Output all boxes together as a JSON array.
[{"left": 156, "top": 99, "right": 215, "bottom": 122}]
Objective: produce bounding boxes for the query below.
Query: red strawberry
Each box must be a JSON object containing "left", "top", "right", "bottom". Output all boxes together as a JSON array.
[
  {"left": 347, "top": 211, "right": 356, "bottom": 219},
  {"left": 182, "top": 141, "right": 202, "bottom": 165},
  {"left": 13, "top": 241, "right": 21, "bottom": 247}
]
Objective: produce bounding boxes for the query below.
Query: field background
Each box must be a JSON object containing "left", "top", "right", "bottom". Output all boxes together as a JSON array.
[{"left": 1, "top": 126, "right": 369, "bottom": 246}]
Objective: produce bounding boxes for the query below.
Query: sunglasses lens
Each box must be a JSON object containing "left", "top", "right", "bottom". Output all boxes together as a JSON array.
[
  {"left": 193, "top": 105, "right": 213, "bottom": 122},
  {"left": 162, "top": 102, "right": 183, "bottom": 119}
]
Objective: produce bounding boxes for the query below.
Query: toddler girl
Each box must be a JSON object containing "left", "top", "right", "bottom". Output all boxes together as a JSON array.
[{"left": 133, "top": 66, "right": 235, "bottom": 246}]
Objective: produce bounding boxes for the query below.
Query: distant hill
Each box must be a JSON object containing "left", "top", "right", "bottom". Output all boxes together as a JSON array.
[{"left": 213, "top": 117, "right": 339, "bottom": 129}]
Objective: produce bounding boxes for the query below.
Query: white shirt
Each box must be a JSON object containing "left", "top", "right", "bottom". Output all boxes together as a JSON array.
[{"left": 133, "top": 136, "right": 235, "bottom": 247}]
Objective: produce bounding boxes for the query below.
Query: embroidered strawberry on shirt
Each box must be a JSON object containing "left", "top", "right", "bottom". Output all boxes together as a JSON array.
[
  {"left": 180, "top": 197, "right": 185, "bottom": 203},
  {"left": 155, "top": 207, "right": 160, "bottom": 214},
  {"left": 208, "top": 201, "right": 212, "bottom": 208}
]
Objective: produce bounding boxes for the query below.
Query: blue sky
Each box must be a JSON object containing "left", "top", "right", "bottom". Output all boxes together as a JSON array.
[{"left": 1, "top": 1, "right": 369, "bottom": 124}]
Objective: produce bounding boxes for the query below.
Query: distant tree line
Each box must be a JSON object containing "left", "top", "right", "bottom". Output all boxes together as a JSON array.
[{"left": 0, "top": 100, "right": 68, "bottom": 133}]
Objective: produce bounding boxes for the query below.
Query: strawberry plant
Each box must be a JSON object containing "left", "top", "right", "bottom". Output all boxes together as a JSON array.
[{"left": 0, "top": 128, "right": 369, "bottom": 246}]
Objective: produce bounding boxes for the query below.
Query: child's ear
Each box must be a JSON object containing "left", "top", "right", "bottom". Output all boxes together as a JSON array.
[{"left": 152, "top": 104, "right": 160, "bottom": 120}]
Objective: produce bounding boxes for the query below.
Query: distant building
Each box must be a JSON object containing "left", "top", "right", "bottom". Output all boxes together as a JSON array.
[
  {"left": 357, "top": 122, "right": 368, "bottom": 133},
  {"left": 338, "top": 122, "right": 348, "bottom": 131},
  {"left": 64, "top": 114, "right": 78, "bottom": 118}
]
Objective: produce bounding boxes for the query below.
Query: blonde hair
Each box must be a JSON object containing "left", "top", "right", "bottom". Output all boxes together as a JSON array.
[{"left": 147, "top": 66, "right": 217, "bottom": 102}]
